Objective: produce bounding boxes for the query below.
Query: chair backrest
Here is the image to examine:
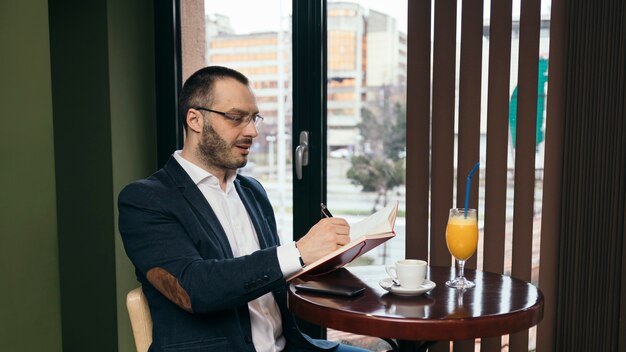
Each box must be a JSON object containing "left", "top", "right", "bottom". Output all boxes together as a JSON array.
[{"left": 126, "top": 286, "right": 153, "bottom": 352}]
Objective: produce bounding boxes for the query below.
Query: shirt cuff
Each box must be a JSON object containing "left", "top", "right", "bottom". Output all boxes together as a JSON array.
[{"left": 277, "top": 241, "right": 303, "bottom": 278}]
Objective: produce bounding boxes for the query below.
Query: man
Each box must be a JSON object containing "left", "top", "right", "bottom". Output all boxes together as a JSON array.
[{"left": 119, "top": 66, "right": 371, "bottom": 352}]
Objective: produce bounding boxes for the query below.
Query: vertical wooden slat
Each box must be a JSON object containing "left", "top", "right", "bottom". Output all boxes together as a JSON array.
[
  {"left": 430, "top": 1, "right": 457, "bottom": 351},
  {"left": 454, "top": 1, "right": 483, "bottom": 351},
  {"left": 406, "top": 0, "right": 431, "bottom": 262},
  {"left": 510, "top": 0, "right": 541, "bottom": 350},
  {"left": 455, "top": 0, "right": 483, "bottom": 264},
  {"left": 511, "top": 0, "right": 540, "bottom": 282},
  {"left": 483, "top": 0, "right": 513, "bottom": 280},
  {"left": 482, "top": 0, "right": 513, "bottom": 351},
  {"left": 536, "top": 0, "right": 566, "bottom": 350},
  {"left": 430, "top": 0, "right": 457, "bottom": 267}
]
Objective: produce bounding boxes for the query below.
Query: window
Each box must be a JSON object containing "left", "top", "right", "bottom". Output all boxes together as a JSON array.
[
  {"left": 176, "top": 1, "right": 552, "bottom": 350},
  {"left": 326, "top": 0, "right": 408, "bottom": 270}
]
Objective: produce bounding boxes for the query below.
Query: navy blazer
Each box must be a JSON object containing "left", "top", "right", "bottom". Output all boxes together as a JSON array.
[{"left": 119, "top": 156, "right": 337, "bottom": 352}]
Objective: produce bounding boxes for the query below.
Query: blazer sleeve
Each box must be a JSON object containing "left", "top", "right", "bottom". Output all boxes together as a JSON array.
[{"left": 118, "top": 180, "right": 286, "bottom": 314}]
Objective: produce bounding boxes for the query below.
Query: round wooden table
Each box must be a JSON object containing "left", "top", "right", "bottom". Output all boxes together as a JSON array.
[{"left": 288, "top": 266, "right": 544, "bottom": 351}]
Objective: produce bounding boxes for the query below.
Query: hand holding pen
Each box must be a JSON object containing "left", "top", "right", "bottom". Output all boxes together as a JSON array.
[
  {"left": 320, "top": 203, "right": 333, "bottom": 218},
  {"left": 296, "top": 203, "right": 349, "bottom": 265}
]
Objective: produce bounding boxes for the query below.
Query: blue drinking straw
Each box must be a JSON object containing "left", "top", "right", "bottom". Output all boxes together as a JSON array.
[{"left": 464, "top": 162, "right": 480, "bottom": 218}]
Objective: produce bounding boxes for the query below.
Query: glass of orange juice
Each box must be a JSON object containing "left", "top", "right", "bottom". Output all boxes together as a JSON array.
[{"left": 445, "top": 208, "right": 478, "bottom": 289}]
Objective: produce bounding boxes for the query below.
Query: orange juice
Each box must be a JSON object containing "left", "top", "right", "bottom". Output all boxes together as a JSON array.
[{"left": 446, "top": 216, "right": 478, "bottom": 261}]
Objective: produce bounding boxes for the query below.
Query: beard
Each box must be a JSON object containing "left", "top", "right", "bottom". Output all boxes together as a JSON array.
[{"left": 197, "top": 121, "right": 252, "bottom": 171}]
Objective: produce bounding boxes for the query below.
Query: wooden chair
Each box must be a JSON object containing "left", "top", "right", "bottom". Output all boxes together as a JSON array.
[{"left": 126, "top": 287, "right": 152, "bottom": 352}]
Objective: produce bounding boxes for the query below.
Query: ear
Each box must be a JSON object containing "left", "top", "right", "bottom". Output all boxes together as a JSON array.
[{"left": 186, "top": 109, "right": 204, "bottom": 134}]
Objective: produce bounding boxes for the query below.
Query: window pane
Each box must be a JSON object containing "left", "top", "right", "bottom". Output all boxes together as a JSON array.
[
  {"left": 325, "top": 3, "right": 407, "bottom": 349},
  {"left": 326, "top": 0, "right": 408, "bottom": 269},
  {"left": 180, "top": 0, "right": 294, "bottom": 242}
]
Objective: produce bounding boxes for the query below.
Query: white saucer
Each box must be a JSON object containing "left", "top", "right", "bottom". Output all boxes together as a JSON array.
[{"left": 379, "top": 278, "right": 436, "bottom": 296}]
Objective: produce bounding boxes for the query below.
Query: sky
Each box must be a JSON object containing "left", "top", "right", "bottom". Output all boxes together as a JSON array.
[
  {"left": 204, "top": 0, "right": 409, "bottom": 34},
  {"left": 204, "top": 0, "right": 552, "bottom": 35}
]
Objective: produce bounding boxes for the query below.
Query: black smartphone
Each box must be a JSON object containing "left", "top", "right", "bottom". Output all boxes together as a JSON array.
[{"left": 295, "top": 281, "right": 365, "bottom": 297}]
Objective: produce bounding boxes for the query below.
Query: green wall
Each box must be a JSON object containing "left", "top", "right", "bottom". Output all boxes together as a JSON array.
[
  {"left": 0, "top": 0, "right": 63, "bottom": 350},
  {"left": 1, "top": 0, "right": 156, "bottom": 350},
  {"left": 107, "top": 0, "right": 156, "bottom": 350}
]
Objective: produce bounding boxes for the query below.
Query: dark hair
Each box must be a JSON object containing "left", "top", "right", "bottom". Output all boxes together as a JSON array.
[{"left": 178, "top": 66, "right": 249, "bottom": 131}]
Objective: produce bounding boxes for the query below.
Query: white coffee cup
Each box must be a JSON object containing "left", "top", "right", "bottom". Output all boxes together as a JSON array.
[{"left": 385, "top": 259, "right": 427, "bottom": 289}]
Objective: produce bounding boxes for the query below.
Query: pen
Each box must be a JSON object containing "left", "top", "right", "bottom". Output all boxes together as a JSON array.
[{"left": 320, "top": 203, "right": 334, "bottom": 218}]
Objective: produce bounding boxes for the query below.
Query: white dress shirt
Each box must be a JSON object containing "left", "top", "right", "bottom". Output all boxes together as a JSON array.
[{"left": 173, "top": 151, "right": 302, "bottom": 352}]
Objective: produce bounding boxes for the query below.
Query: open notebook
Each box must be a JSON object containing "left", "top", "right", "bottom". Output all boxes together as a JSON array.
[{"left": 287, "top": 200, "right": 399, "bottom": 281}]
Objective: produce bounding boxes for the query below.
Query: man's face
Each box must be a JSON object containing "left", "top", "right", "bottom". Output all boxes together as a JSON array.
[{"left": 196, "top": 78, "right": 259, "bottom": 172}]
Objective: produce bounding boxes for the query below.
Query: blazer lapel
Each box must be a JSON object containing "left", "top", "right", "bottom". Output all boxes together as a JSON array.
[
  {"left": 163, "top": 157, "right": 234, "bottom": 257},
  {"left": 235, "top": 179, "right": 270, "bottom": 249}
]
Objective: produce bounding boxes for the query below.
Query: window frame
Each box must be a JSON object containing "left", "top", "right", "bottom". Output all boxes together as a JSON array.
[
  {"left": 292, "top": 0, "right": 328, "bottom": 244},
  {"left": 154, "top": 0, "right": 184, "bottom": 167}
]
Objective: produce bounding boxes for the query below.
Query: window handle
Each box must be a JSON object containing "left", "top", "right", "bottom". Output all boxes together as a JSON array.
[{"left": 295, "top": 131, "right": 309, "bottom": 180}]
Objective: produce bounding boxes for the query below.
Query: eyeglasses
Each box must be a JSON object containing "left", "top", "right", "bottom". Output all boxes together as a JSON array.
[{"left": 194, "top": 107, "right": 264, "bottom": 127}]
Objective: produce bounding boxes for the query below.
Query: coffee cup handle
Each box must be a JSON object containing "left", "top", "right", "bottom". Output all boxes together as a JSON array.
[{"left": 385, "top": 265, "right": 398, "bottom": 280}]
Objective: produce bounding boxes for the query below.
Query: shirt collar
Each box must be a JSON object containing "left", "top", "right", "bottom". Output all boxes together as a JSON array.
[{"left": 173, "top": 150, "right": 236, "bottom": 192}]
